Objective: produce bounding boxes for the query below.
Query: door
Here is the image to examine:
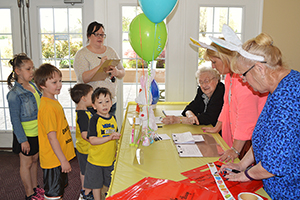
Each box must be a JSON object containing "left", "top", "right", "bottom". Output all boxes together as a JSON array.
[{"left": 0, "top": 0, "right": 94, "bottom": 147}]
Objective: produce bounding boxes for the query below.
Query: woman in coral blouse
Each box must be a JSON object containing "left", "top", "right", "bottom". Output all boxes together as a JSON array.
[{"left": 193, "top": 38, "right": 268, "bottom": 162}]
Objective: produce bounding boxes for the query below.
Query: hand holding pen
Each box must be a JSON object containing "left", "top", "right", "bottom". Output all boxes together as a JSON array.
[
  {"left": 216, "top": 163, "right": 252, "bottom": 182},
  {"left": 217, "top": 163, "right": 242, "bottom": 174},
  {"left": 107, "top": 66, "right": 118, "bottom": 82},
  {"left": 98, "top": 56, "right": 116, "bottom": 82},
  {"left": 98, "top": 56, "right": 108, "bottom": 66}
]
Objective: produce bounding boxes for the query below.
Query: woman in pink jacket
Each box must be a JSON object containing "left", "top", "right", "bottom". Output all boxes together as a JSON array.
[{"left": 197, "top": 39, "right": 268, "bottom": 162}]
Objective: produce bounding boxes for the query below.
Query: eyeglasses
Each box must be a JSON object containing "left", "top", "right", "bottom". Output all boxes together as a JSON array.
[
  {"left": 199, "top": 77, "right": 215, "bottom": 85},
  {"left": 241, "top": 61, "right": 267, "bottom": 77},
  {"left": 92, "top": 33, "right": 106, "bottom": 38}
]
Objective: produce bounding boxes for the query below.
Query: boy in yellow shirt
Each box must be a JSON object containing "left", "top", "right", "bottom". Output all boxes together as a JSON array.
[
  {"left": 69, "top": 83, "right": 94, "bottom": 199},
  {"left": 84, "top": 87, "right": 121, "bottom": 200},
  {"left": 34, "top": 64, "right": 75, "bottom": 200}
]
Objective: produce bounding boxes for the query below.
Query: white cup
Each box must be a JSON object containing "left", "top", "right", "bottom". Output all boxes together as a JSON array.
[{"left": 238, "top": 192, "right": 263, "bottom": 200}]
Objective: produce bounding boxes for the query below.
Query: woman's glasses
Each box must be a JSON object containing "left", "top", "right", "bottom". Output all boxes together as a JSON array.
[
  {"left": 241, "top": 61, "right": 267, "bottom": 78},
  {"left": 92, "top": 33, "right": 106, "bottom": 38},
  {"left": 199, "top": 77, "right": 215, "bottom": 86}
]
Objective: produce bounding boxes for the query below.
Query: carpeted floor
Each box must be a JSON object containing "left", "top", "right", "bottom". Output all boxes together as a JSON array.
[{"left": 0, "top": 150, "right": 81, "bottom": 199}]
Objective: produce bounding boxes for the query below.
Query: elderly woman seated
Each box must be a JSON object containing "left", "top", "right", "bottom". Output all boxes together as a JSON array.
[{"left": 162, "top": 67, "right": 224, "bottom": 126}]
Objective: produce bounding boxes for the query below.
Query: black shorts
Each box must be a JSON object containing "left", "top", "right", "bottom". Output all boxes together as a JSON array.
[
  {"left": 13, "top": 133, "right": 39, "bottom": 156},
  {"left": 84, "top": 162, "right": 114, "bottom": 189},
  {"left": 43, "top": 166, "right": 68, "bottom": 198},
  {"left": 75, "top": 149, "right": 88, "bottom": 175}
]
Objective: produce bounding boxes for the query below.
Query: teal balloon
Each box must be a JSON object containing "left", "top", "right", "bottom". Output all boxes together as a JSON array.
[
  {"left": 129, "top": 13, "right": 167, "bottom": 62},
  {"left": 139, "top": 0, "right": 178, "bottom": 24}
]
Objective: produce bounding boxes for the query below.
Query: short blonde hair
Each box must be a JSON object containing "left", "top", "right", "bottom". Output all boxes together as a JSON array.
[
  {"left": 196, "top": 67, "right": 220, "bottom": 84},
  {"left": 231, "top": 33, "right": 288, "bottom": 74}
]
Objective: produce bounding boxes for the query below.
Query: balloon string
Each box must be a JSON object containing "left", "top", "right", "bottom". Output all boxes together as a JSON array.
[
  {"left": 138, "top": 15, "right": 149, "bottom": 132},
  {"left": 151, "top": 24, "right": 157, "bottom": 67},
  {"left": 138, "top": 16, "right": 145, "bottom": 78},
  {"left": 138, "top": 15, "right": 146, "bottom": 92}
]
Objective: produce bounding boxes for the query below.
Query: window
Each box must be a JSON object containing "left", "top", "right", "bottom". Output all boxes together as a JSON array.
[
  {"left": 39, "top": 7, "right": 83, "bottom": 131},
  {"left": 0, "top": 8, "right": 13, "bottom": 130},
  {"left": 0, "top": 6, "right": 84, "bottom": 131},
  {"left": 40, "top": 7, "right": 82, "bottom": 81},
  {"left": 122, "top": 5, "right": 166, "bottom": 109},
  {"left": 198, "top": 6, "right": 243, "bottom": 67}
]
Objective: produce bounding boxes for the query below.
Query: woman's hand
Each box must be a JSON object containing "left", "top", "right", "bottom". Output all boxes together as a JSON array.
[
  {"left": 185, "top": 111, "right": 199, "bottom": 125},
  {"left": 202, "top": 126, "right": 218, "bottom": 133},
  {"left": 202, "top": 121, "right": 222, "bottom": 133},
  {"left": 162, "top": 116, "right": 178, "bottom": 124},
  {"left": 21, "top": 141, "right": 30, "bottom": 155},
  {"left": 219, "top": 162, "right": 250, "bottom": 182},
  {"left": 219, "top": 148, "right": 239, "bottom": 162},
  {"left": 106, "top": 65, "right": 118, "bottom": 76},
  {"left": 222, "top": 170, "right": 250, "bottom": 182},
  {"left": 99, "top": 56, "right": 108, "bottom": 69},
  {"left": 218, "top": 162, "right": 249, "bottom": 182}
]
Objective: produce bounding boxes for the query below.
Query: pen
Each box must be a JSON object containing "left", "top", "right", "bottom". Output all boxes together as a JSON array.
[
  {"left": 216, "top": 164, "right": 241, "bottom": 173},
  {"left": 98, "top": 56, "right": 101, "bottom": 59},
  {"left": 224, "top": 168, "right": 240, "bottom": 174},
  {"left": 162, "top": 110, "right": 167, "bottom": 116}
]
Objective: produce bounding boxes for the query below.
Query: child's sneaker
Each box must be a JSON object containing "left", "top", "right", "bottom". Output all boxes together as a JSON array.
[
  {"left": 31, "top": 192, "right": 44, "bottom": 200},
  {"left": 25, "top": 192, "right": 43, "bottom": 200},
  {"left": 34, "top": 186, "right": 45, "bottom": 196},
  {"left": 85, "top": 191, "right": 94, "bottom": 200},
  {"left": 80, "top": 189, "right": 85, "bottom": 198}
]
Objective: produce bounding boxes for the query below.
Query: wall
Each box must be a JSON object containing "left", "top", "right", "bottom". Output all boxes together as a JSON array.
[{"left": 262, "top": 0, "right": 300, "bottom": 71}]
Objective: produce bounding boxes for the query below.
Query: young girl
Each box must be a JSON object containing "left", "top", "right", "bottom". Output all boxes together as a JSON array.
[{"left": 7, "top": 53, "right": 44, "bottom": 200}]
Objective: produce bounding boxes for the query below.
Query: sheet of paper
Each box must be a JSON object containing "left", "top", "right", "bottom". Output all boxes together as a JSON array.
[
  {"left": 158, "top": 134, "right": 171, "bottom": 140},
  {"left": 172, "top": 131, "right": 195, "bottom": 144},
  {"left": 162, "top": 110, "right": 182, "bottom": 116},
  {"left": 176, "top": 144, "right": 203, "bottom": 157},
  {"left": 192, "top": 135, "right": 205, "bottom": 142}
]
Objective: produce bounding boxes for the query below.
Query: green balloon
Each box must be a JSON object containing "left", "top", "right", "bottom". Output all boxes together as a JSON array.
[{"left": 129, "top": 13, "right": 167, "bottom": 62}]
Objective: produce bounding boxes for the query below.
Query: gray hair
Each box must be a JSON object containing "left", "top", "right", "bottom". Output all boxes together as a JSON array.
[{"left": 195, "top": 66, "right": 220, "bottom": 84}]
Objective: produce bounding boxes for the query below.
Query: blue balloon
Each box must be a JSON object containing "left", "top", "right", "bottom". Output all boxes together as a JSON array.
[
  {"left": 139, "top": 0, "right": 178, "bottom": 24},
  {"left": 151, "top": 79, "right": 159, "bottom": 105}
]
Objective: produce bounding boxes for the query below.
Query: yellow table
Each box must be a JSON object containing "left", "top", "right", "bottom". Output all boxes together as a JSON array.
[{"left": 108, "top": 102, "right": 270, "bottom": 199}]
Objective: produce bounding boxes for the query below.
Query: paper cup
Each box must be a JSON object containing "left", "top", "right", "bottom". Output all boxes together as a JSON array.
[{"left": 238, "top": 192, "right": 263, "bottom": 200}]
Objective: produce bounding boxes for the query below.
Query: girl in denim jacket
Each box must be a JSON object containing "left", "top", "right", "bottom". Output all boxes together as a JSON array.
[{"left": 6, "top": 53, "right": 44, "bottom": 200}]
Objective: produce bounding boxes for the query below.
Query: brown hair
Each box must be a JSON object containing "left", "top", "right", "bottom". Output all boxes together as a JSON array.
[
  {"left": 7, "top": 53, "right": 32, "bottom": 89},
  {"left": 86, "top": 21, "right": 105, "bottom": 43},
  {"left": 91, "top": 87, "right": 112, "bottom": 104},
  {"left": 69, "top": 83, "right": 93, "bottom": 104},
  {"left": 34, "top": 63, "right": 62, "bottom": 91}
]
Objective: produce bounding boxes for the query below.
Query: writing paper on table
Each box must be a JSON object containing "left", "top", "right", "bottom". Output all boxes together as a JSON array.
[
  {"left": 175, "top": 144, "right": 203, "bottom": 157},
  {"left": 90, "top": 58, "right": 120, "bottom": 82},
  {"left": 172, "top": 131, "right": 204, "bottom": 144},
  {"left": 162, "top": 110, "right": 182, "bottom": 117}
]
